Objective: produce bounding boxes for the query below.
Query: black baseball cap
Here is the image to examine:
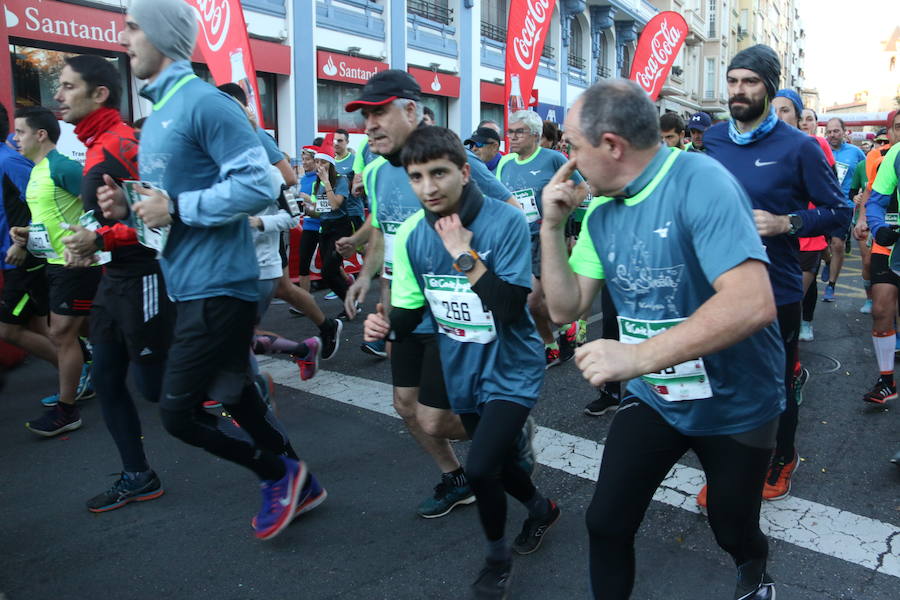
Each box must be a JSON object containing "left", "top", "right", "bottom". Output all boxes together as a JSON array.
[
  {"left": 345, "top": 70, "right": 422, "bottom": 112},
  {"left": 464, "top": 127, "right": 501, "bottom": 146}
]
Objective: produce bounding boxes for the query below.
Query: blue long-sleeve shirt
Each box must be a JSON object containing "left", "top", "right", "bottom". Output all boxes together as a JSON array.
[
  {"left": 704, "top": 120, "right": 850, "bottom": 305},
  {"left": 136, "top": 61, "right": 271, "bottom": 302},
  {"left": 0, "top": 144, "right": 34, "bottom": 269}
]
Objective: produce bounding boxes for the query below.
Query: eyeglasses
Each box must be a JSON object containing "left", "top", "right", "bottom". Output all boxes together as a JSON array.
[
  {"left": 508, "top": 128, "right": 532, "bottom": 137},
  {"left": 876, "top": 139, "right": 889, "bottom": 145}
]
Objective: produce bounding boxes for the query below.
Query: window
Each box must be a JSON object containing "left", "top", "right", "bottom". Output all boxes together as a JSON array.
[
  {"left": 620, "top": 45, "right": 631, "bottom": 78},
  {"left": 568, "top": 19, "right": 585, "bottom": 70},
  {"left": 317, "top": 81, "right": 367, "bottom": 133},
  {"left": 704, "top": 57, "right": 716, "bottom": 99},
  {"left": 419, "top": 96, "right": 448, "bottom": 127},
  {"left": 192, "top": 63, "right": 278, "bottom": 134},
  {"left": 480, "top": 103, "right": 504, "bottom": 133},
  {"left": 481, "top": 0, "right": 507, "bottom": 41},
  {"left": 408, "top": 0, "right": 453, "bottom": 26},
  {"left": 707, "top": 0, "right": 717, "bottom": 37}
]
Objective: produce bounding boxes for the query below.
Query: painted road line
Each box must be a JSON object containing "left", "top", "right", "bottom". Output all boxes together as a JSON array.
[{"left": 259, "top": 357, "right": 900, "bottom": 579}]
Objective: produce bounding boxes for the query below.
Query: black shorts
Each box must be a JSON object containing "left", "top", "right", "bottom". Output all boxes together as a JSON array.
[
  {"left": 0, "top": 264, "right": 49, "bottom": 325},
  {"left": 828, "top": 223, "right": 850, "bottom": 242},
  {"left": 278, "top": 233, "right": 289, "bottom": 270},
  {"left": 90, "top": 272, "right": 174, "bottom": 363},
  {"left": 390, "top": 333, "right": 450, "bottom": 410},
  {"left": 46, "top": 263, "right": 101, "bottom": 316},
  {"left": 799, "top": 250, "right": 821, "bottom": 274},
  {"left": 870, "top": 253, "right": 900, "bottom": 287},
  {"left": 530, "top": 233, "right": 541, "bottom": 278},
  {"left": 162, "top": 296, "right": 256, "bottom": 411}
]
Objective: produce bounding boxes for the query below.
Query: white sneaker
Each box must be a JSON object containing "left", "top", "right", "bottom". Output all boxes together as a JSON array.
[
  {"left": 798, "top": 321, "right": 813, "bottom": 342},
  {"left": 859, "top": 299, "right": 873, "bottom": 314}
]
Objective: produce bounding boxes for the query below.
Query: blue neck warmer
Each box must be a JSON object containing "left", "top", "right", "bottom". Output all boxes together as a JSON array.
[{"left": 728, "top": 106, "right": 778, "bottom": 146}]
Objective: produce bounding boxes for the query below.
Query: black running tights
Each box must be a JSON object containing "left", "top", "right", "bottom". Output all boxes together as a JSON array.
[
  {"left": 459, "top": 400, "right": 537, "bottom": 542},
  {"left": 600, "top": 286, "right": 621, "bottom": 397},
  {"left": 802, "top": 279, "right": 817, "bottom": 322},
  {"left": 319, "top": 218, "right": 353, "bottom": 301},
  {"left": 586, "top": 399, "right": 773, "bottom": 599},
  {"left": 775, "top": 302, "right": 801, "bottom": 461},
  {"left": 92, "top": 341, "right": 164, "bottom": 473}
]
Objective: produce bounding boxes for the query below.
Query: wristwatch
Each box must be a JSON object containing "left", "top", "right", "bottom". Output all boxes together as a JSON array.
[
  {"left": 453, "top": 250, "right": 480, "bottom": 273},
  {"left": 787, "top": 213, "right": 803, "bottom": 236}
]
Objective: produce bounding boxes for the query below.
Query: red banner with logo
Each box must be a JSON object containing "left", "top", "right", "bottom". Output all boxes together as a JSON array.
[
  {"left": 629, "top": 11, "right": 689, "bottom": 101},
  {"left": 504, "top": 0, "right": 556, "bottom": 131},
  {"left": 186, "top": 0, "right": 265, "bottom": 128}
]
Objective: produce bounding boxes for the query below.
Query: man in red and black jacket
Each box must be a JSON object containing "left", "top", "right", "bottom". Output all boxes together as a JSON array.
[{"left": 59, "top": 54, "right": 173, "bottom": 513}]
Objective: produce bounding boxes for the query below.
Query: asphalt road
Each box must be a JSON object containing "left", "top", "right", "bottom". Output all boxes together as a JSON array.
[{"left": 1, "top": 250, "right": 898, "bottom": 599}]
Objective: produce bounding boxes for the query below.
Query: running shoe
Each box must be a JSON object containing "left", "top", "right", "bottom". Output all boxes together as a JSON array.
[
  {"left": 513, "top": 416, "right": 537, "bottom": 476},
  {"left": 820, "top": 262, "right": 830, "bottom": 283},
  {"left": 416, "top": 479, "right": 476, "bottom": 519},
  {"left": 793, "top": 367, "right": 810, "bottom": 407},
  {"left": 696, "top": 484, "right": 708, "bottom": 509},
  {"left": 288, "top": 306, "right": 305, "bottom": 317},
  {"left": 822, "top": 284, "right": 836, "bottom": 302},
  {"left": 336, "top": 302, "right": 361, "bottom": 320},
  {"left": 557, "top": 332, "right": 575, "bottom": 364},
  {"left": 891, "top": 448, "right": 900, "bottom": 466},
  {"left": 471, "top": 559, "right": 512, "bottom": 600},
  {"left": 296, "top": 473, "right": 328, "bottom": 517},
  {"left": 859, "top": 299, "right": 873, "bottom": 314},
  {"left": 203, "top": 399, "right": 222, "bottom": 409},
  {"left": 862, "top": 377, "right": 897, "bottom": 405},
  {"left": 545, "top": 346, "right": 561, "bottom": 369},
  {"left": 254, "top": 457, "right": 307, "bottom": 540},
  {"left": 798, "top": 321, "right": 813, "bottom": 342},
  {"left": 86, "top": 471, "right": 164, "bottom": 513},
  {"left": 360, "top": 339, "right": 388, "bottom": 358},
  {"left": 512, "top": 500, "right": 561, "bottom": 555},
  {"left": 320, "top": 318, "right": 343, "bottom": 360},
  {"left": 75, "top": 362, "right": 95, "bottom": 401},
  {"left": 324, "top": 291, "right": 338, "bottom": 300},
  {"left": 575, "top": 319, "right": 588, "bottom": 346},
  {"left": 40, "top": 393, "right": 59, "bottom": 407},
  {"left": 583, "top": 389, "right": 619, "bottom": 416},
  {"left": 294, "top": 337, "right": 322, "bottom": 381},
  {"left": 736, "top": 572, "right": 776, "bottom": 600},
  {"left": 563, "top": 322, "right": 578, "bottom": 344},
  {"left": 26, "top": 404, "right": 82, "bottom": 437},
  {"left": 762, "top": 452, "right": 798, "bottom": 501}
]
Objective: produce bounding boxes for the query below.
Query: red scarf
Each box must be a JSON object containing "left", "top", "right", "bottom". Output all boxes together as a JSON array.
[{"left": 74, "top": 106, "right": 123, "bottom": 148}]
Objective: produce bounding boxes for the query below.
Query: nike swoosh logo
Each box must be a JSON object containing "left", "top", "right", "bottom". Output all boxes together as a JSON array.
[
  {"left": 279, "top": 495, "right": 292, "bottom": 507},
  {"left": 755, "top": 159, "right": 777, "bottom": 167}
]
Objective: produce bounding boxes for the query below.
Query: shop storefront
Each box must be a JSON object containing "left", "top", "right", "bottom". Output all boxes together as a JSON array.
[
  {"left": 3, "top": 0, "right": 291, "bottom": 157},
  {"left": 479, "top": 80, "right": 505, "bottom": 130}
]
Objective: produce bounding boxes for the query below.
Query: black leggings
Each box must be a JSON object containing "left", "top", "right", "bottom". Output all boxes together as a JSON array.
[
  {"left": 600, "top": 286, "right": 622, "bottom": 397},
  {"left": 92, "top": 341, "right": 164, "bottom": 473},
  {"left": 802, "top": 279, "right": 817, "bottom": 322},
  {"left": 319, "top": 218, "right": 353, "bottom": 300},
  {"left": 296, "top": 229, "right": 319, "bottom": 277},
  {"left": 775, "top": 302, "right": 801, "bottom": 460},
  {"left": 459, "top": 401, "right": 538, "bottom": 541},
  {"left": 586, "top": 399, "right": 774, "bottom": 599}
]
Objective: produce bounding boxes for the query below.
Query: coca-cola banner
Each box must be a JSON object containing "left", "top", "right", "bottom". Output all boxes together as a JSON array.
[
  {"left": 504, "top": 0, "right": 556, "bottom": 127},
  {"left": 186, "top": 0, "right": 265, "bottom": 127},
  {"left": 629, "top": 11, "right": 689, "bottom": 101}
]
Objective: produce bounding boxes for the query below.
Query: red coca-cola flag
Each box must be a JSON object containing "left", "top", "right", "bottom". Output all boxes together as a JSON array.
[
  {"left": 504, "top": 0, "right": 557, "bottom": 131},
  {"left": 629, "top": 11, "right": 689, "bottom": 101},
  {"left": 186, "top": 0, "right": 265, "bottom": 128}
]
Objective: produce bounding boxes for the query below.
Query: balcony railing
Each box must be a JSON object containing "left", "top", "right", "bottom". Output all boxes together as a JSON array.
[
  {"left": 481, "top": 20, "right": 506, "bottom": 42},
  {"left": 542, "top": 44, "right": 555, "bottom": 59},
  {"left": 408, "top": 0, "right": 453, "bottom": 25},
  {"left": 596, "top": 65, "right": 611, "bottom": 79},
  {"left": 568, "top": 55, "right": 586, "bottom": 70}
]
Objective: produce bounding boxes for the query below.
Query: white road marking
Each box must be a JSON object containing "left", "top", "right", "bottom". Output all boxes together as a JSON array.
[{"left": 258, "top": 357, "right": 900, "bottom": 579}]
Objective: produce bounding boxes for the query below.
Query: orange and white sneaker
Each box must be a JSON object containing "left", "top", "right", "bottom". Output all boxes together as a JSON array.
[
  {"left": 762, "top": 452, "right": 798, "bottom": 501},
  {"left": 696, "top": 484, "right": 708, "bottom": 508}
]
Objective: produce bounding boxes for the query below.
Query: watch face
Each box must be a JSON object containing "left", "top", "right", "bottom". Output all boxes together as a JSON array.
[{"left": 456, "top": 253, "right": 476, "bottom": 272}]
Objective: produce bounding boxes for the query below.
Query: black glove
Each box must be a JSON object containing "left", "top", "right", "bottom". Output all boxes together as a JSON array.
[{"left": 874, "top": 226, "right": 900, "bottom": 247}]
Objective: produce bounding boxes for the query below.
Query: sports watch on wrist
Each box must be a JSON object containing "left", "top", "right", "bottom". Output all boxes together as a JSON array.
[
  {"left": 453, "top": 250, "right": 479, "bottom": 273},
  {"left": 787, "top": 213, "right": 803, "bottom": 236}
]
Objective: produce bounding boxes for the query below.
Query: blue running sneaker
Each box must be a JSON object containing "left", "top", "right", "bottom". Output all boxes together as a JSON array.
[
  {"left": 41, "top": 393, "right": 60, "bottom": 407},
  {"left": 360, "top": 339, "right": 388, "bottom": 358},
  {"left": 417, "top": 477, "right": 475, "bottom": 518},
  {"left": 75, "top": 362, "right": 95, "bottom": 401},
  {"left": 820, "top": 262, "right": 830, "bottom": 283},
  {"left": 324, "top": 291, "right": 338, "bottom": 300},
  {"left": 822, "top": 284, "right": 836, "bottom": 302},
  {"left": 254, "top": 457, "right": 307, "bottom": 540},
  {"left": 295, "top": 473, "right": 328, "bottom": 517}
]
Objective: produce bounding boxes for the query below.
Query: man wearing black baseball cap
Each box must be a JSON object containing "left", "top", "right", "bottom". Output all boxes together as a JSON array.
[
  {"left": 465, "top": 127, "right": 502, "bottom": 172},
  {"left": 686, "top": 111, "right": 711, "bottom": 153}
]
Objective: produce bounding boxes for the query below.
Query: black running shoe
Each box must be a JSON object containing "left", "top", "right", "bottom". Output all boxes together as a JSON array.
[
  {"left": 584, "top": 389, "right": 619, "bottom": 416},
  {"left": 86, "top": 471, "right": 164, "bottom": 513},
  {"left": 471, "top": 559, "right": 512, "bottom": 600},
  {"left": 793, "top": 367, "right": 810, "bottom": 406},
  {"left": 512, "top": 500, "right": 561, "bottom": 555},
  {"left": 557, "top": 331, "right": 575, "bottom": 363},
  {"left": 735, "top": 573, "right": 775, "bottom": 600},
  {"left": 26, "top": 404, "right": 82, "bottom": 437},
  {"left": 862, "top": 377, "right": 897, "bottom": 405},
  {"left": 288, "top": 306, "right": 305, "bottom": 317},
  {"left": 320, "top": 318, "right": 343, "bottom": 360}
]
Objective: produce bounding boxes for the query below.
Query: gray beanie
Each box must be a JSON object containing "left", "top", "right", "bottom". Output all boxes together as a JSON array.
[
  {"left": 129, "top": 0, "right": 198, "bottom": 62},
  {"left": 727, "top": 44, "right": 781, "bottom": 99}
]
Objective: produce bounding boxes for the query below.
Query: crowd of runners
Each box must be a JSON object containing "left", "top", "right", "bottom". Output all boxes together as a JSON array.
[{"left": 1, "top": 1, "right": 899, "bottom": 599}]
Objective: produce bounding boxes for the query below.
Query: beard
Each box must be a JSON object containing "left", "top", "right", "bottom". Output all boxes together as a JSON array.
[{"left": 728, "top": 95, "right": 767, "bottom": 122}]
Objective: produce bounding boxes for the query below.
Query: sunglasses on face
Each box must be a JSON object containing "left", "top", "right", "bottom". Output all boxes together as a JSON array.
[{"left": 876, "top": 139, "right": 889, "bottom": 145}]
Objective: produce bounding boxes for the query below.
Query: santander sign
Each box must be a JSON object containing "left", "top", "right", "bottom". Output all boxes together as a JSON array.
[{"left": 629, "top": 11, "right": 689, "bottom": 101}]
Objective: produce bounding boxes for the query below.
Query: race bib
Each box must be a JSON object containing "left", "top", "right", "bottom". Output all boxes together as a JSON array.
[
  {"left": 617, "top": 316, "right": 713, "bottom": 402},
  {"left": 315, "top": 190, "right": 332, "bottom": 214},
  {"left": 74, "top": 211, "right": 111, "bottom": 265},
  {"left": 381, "top": 221, "right": 401, "bottom": 280},
  {"left": 26, "top": 223, "right": 57, "bottom": 259},
  {"left": 835, "top": 161, "right": 849, "bottom": 186},
  {"left": 122, "top": 180, "right": 169, "bottom": 255},
  {"left": 513, "top": 189, "right": 540, "bottom": 223},
  {"left": 886, "top": 213, "right": 898, "bottom": 226},
  {"left": 423, "top": 274, "right": 496, "bottom": 344}
]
